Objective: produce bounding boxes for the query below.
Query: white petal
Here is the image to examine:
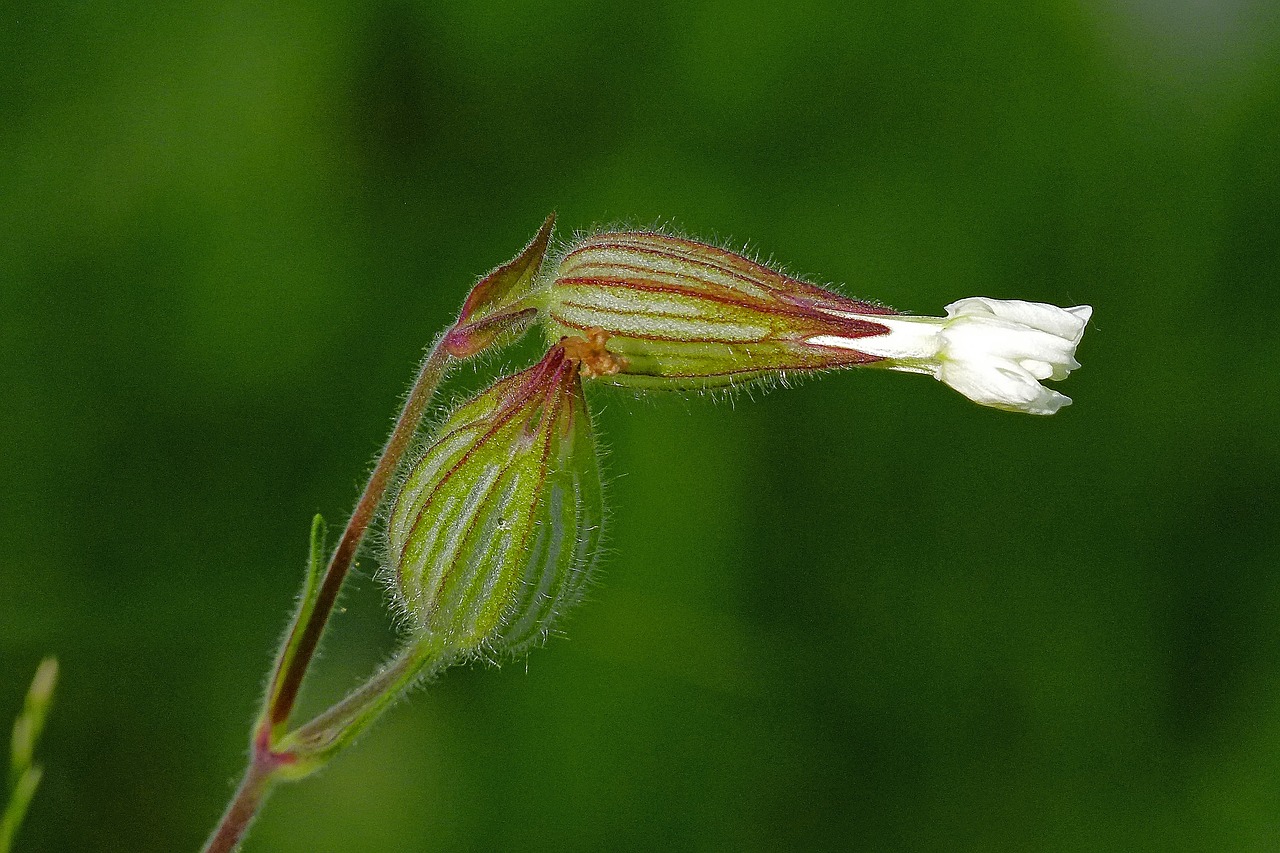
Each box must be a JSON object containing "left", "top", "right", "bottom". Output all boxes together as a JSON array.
[
  {"left": 1016, "top": 358, "right": 1055, "bottom": 380},
  {"left": 938, "top": 358, "right": 1073, "bottom": 415},
  {"left": 821, "top": 297, "right": 1090, "bottom": 415},
  {"left": 1066, "top": 304, "right": 1094, "bottom": 328},
  {"left": 943, "top": 320, "right": 1072, "bottom": 365},
  {"left": 946, "top": 298, "right": 1091, "bottom": 343}
]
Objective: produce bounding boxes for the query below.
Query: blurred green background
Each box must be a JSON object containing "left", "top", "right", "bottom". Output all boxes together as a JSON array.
[{"left": 4, "top": 1, "right": 1280, "bottom": 850}]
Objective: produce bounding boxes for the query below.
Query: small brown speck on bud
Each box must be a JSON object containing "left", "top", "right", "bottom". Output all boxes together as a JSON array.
[{"left": 561, "top": 327, "right": 627, "bottom": 379}]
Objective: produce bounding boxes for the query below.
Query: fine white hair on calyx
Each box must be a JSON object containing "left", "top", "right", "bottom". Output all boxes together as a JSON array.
[{"left": 539, "top": 218, "right": 891, "bottom": 312}]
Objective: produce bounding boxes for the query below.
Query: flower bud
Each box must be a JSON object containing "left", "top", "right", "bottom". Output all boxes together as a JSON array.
[
  {"left": 541, "top": 232, "right": 1091, "bottom": 413},
  {"left": 542, "top": 232, "right": 897, "bottom": 388},
  {"left": 387, "top": 339, "right": 604, "bottom": 656},
  {"left": 443, "top": 213, "right": 555, "bottom": 359}
]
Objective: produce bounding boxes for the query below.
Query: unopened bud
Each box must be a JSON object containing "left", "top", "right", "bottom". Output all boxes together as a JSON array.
[
  {"left": 387, "top": 339, "right": 604, "bottom": 656},
  {"left": 542, "top": 231, "right": 896, "bottom": 388},
  {"left": 443, "top": 214, "right": 555, "bottom": 359}
]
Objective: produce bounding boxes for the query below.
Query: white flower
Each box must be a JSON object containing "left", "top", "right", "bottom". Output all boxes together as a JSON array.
[{"left": 809, "top": 297, "right": 1093, "bottom": 415}]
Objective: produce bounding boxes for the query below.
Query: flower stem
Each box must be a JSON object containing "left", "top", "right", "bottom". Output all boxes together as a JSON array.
[
  {"left": 202, "top": 645, "right": 443, "bottom": 852},
  {"left": 203, "top": 336, "right": 455, "bottom": 852},
  {"left": 202, "top": 747, "right": 285, "bottom": 853},
  {"left": 277, "top": 642, "right": 446, "bottom": 769},
  {"left": 262, "top": 336, "right": 454, "bottom": 735}
]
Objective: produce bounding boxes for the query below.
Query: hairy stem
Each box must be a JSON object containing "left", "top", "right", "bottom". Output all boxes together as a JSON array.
[
  {"left": 263, "top": 337, "right": 454, "bottom": 735},
  {"left": 203, "top": 338, "right": 454, "bottom": 852},
  {"left": 278, "top": 642, "right": 446, "bottom": 766},
  {"left": 202, "top": 646, "right": 442, "bottom": 852},
  {"left": 201, "top": 756, "right": 278, "bottom": 853}
]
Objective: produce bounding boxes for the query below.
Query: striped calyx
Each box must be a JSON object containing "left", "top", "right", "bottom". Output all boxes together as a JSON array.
[
  {"left": 541, "top": 232, "right": 898, "bottom": 389},
  {"left": 387, "top": 339, "right": 603, "bottom": 656}
]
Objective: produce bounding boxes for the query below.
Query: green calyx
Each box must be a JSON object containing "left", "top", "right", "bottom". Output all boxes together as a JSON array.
[
  {"left": 540, "top": 231, "right": 896, "bottom": 389},
  {"left": 387, "top": 341, "right": 603, "bottom": 657}
]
